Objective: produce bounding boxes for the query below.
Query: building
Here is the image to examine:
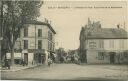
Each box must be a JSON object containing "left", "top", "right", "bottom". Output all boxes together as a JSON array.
[
  {"left": 79, "top": 18, "right": 128, "bottom": 64},
  {"left": 55, "top": 48, "right": 66, "bottom": 63},
  {"left": 6, "top": 20, "right": 56, "bottom": 65}
]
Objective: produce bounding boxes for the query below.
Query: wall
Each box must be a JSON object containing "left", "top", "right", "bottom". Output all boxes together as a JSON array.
[
  {"left": 22, "top": 53, "right": 34, "bottom": 65},
  {"left": 15, "top": 24, "right": 50, "bottom": 50},
  {"left": 86, "top": 39, "right": 128, "bottom": 64},
  {"left": 104, "top": 39, "right": 128, "bottom": 50},
  {"left": 13, "top": 23, "right": 56, "bottom": 65},
  {"left": 85, "top": 39, "right": 128, "bottom": 51},
  {"left": 87, "top": 50, "right": 110, "bottom": 64},
  {"left": 6, "top": 52, "right": 34, "bottom": 65}
]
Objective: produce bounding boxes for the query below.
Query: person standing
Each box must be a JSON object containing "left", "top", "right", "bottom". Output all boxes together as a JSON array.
[
  {"left": 5, "top": 59, "right": 10, "bottom": 69},
  {"left": 48, "top": 58, "right": 52, "bottom": 67}
]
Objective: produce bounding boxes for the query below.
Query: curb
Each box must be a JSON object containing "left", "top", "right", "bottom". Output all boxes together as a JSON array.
[{"left": 1, "top": 65, "right": 39, "bottom": 72}]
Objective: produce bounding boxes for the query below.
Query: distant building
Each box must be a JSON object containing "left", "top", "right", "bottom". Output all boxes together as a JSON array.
[
  {"left": 6, "top": 20, "right": 56, "bottom": 65},
  {"left": 79, "top": 18, "right": 128, "bottom": 64},
  {"left": 55, "top": 48, "right": 66, "bottom": 63}
]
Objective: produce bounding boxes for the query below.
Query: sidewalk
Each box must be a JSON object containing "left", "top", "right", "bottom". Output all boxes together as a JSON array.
[
  {"left": 80, "top": 63, "right": 128, "bottom": 71},
  {"left": 0, "top": 64, "right": 39, "bottom": 72}
]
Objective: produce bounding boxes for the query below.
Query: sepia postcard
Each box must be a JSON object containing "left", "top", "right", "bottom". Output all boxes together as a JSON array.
[{"left": 0, "top": 0, "right": 128, "bottom": 81}]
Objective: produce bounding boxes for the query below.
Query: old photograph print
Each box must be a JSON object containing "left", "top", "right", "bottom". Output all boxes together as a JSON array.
[{"left": 0, "top": 0, "right": 128, "bottom": 81}]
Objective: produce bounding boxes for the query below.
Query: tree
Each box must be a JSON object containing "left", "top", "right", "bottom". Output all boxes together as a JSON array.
[{"left": 1, "top": 1, "right": 43, "bottom": 65}]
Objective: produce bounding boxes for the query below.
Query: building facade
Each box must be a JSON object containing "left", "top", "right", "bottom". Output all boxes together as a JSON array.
[
  {"left": 79, "top": 18, "right": 128, "bottom": 64},
  {"left": 6, "top": 20, "right": 56, "bottom": 65}
]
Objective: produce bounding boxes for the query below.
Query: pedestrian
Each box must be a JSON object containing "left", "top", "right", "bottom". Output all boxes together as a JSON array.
[
  {"left": 8, "top": 60, "right": 10, "bottom": 69},
  {"left": 5, "top": 59, "right": 10, "bottom": 70},
  {"left": 48, "top": 58, "right": 52, "bottom": 67},
  {"left": 4, "top": 59, "right": 7, "bottom": 69},
  {"left": 23, "top": 60, "right": 25, "bottom": 66},
  {"left": 2, "top": 61, "right": 5, "bottom": 68},
  {"left": 21, "top": 59, "right": 23, "bottom": 65}
]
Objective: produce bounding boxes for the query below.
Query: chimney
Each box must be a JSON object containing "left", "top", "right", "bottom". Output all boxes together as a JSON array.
[
  {"left": 45, "top": 18, "right": 47, "bottom": 22},
  {"left": 88, "top": 17, "right": 91, "bottom": 28},
  {"left": 117, "top": 24, "right": 120, "bottom": 29}
]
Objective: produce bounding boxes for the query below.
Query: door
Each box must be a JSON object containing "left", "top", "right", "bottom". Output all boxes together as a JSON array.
[
  {"left": 38, "top": 53, "right": 42, "bottom": 63},
  {"left": 110, "top": 52, "right": 115, "bottom": 64},
  {"left": 24, "top": 53, "right": 28, "bottom": 65}
]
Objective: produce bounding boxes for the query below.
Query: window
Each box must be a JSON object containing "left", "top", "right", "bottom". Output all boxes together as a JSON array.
[
  {"left": 48, "top": 42, "right": 50, "bottom": 50},
  {"left": 50, "top": 43, "right": 52, "bottom": 50},
  {"left": 24, "top": 40, "right": 28, "bottom": 49},
  {"left": 24, "top": 27, "right": 28, "bottom": 37},
  {"left": 124, "top": 52, "right": 128, "bottom": 57},
  {"left": 50, "top": 33, "right": 52, "bottom": 40},
  {"left": 48, "top": 42, "right": 52, "bottom": 50},
  {"left": 89, "top": 41, "right": 96, "bottom": 49},
  {"left": 53, "top": 43, "right": 55, "bottom": 51},
  {"left": 119, "top": 40, "right": 124, "bottom": 49},
  {"left": 98, "top": 52, "right": 104, "bottom": 60},
  {"left": 48, "top": 31, "right": 52, "bottom": 40},
  {"left": 99, "top": 40, "right": 104, "bottom": 48},
  {"left": 18, "top": 31, "right": 21, "bottom": 38},
  {"left": 109, "top": 40, "right": 114, "bottom": 48},
  {"left": 38, "top": 40, "right": 42, "bottom": 49},
  {"left": 38, "top": 29, "right": 42, "bottom": 37}
]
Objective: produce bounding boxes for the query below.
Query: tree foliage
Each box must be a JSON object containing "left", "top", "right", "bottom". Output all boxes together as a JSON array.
[
  {"left": 0, "top": 1, "right": 43, "bottom": 64},
  {"left": 3, "top": 1, "right": 42, "bottom": 48}
]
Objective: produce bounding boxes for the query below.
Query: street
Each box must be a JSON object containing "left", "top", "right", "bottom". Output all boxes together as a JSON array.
[{"left": 1, "top": 64, "right": 128, "bottom": 81}]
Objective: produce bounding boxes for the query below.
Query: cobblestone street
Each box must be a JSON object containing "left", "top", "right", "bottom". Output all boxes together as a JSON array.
[{"left": 1, "top": 64, "right": 128, "bottom": 81}]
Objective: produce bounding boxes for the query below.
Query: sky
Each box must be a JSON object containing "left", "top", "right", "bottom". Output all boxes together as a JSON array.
[{"left": 38, "top": 1, "right": 127, "bottom": 50}]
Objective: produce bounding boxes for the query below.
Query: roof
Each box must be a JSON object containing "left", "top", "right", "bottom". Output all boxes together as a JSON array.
[
  {"left": 85, "top": 27, "right": 128, "bottom": 39},
  {"left": 25, "top": 20, "right": 56, "bottom": 34}
]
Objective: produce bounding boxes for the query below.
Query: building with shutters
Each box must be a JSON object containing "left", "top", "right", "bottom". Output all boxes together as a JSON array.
[
  {"left": 6, "top": 20, "right": 56, "bottom": 65},
  {"left": 79, "top": 18, "right": 128, "bottom": 64}
]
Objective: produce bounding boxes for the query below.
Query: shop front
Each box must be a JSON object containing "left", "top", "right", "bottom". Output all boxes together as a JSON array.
[
  {"left": 6, "top": 52, "right": 22, "bottom": 65},
  {"left": 34, "top": 49, "right": 47, "bottom": 64}
]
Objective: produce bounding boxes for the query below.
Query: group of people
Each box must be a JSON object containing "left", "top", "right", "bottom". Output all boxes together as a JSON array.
[
  {"left": 59, "top": 54, "right": 80, "bottom": 64},
  {"left": 2, "top": 59, "right": 28, "bottom": 70}
]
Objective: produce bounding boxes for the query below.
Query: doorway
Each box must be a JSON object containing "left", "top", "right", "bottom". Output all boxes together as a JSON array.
[
  {"left": 38, "top": 53, "right": 41, "bottom": 63},
  {"left": 24, "top": 53, "right": 28, "bottom": 65},
  {"left": 110, "top": 52, "right": 115, "bottom": 64},
  {"left": 38, "top": 53, "right": 45, "bottom": 64}
]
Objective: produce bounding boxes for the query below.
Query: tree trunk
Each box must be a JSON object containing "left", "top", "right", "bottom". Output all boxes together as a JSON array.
[{"left": 11, "top": 46, "right": 15, "bottom": 66}]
